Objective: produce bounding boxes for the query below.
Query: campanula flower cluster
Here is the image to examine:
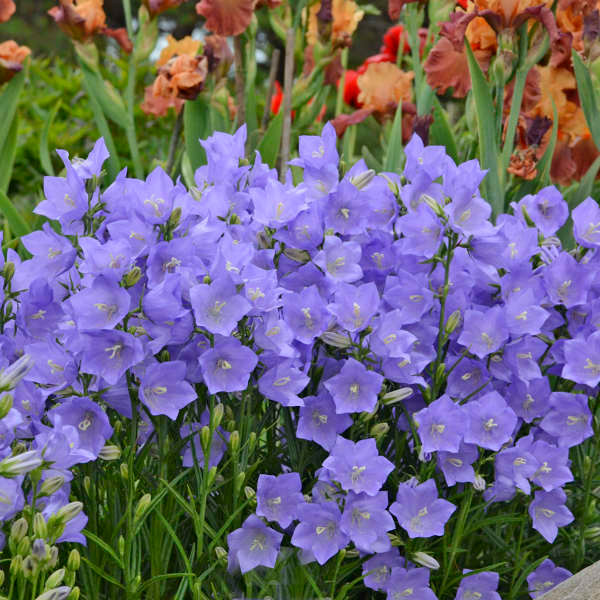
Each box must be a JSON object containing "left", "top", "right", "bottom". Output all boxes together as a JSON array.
[{"left": 1, "top": 123, "right": 599, "bottom": 597}]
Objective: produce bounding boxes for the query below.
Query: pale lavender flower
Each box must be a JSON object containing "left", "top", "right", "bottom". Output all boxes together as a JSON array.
[
  {"left": 527, "top": 559, "right": 572, "bottom": 598},
  {"left": 227, "top": 514, "right": 283, "bottom": 573},
  {"left": 529, "top": 488, "right": 574, "bottom": 542},
  {"left": 256, "top": 472, "right": 304, "bottom": 528}
]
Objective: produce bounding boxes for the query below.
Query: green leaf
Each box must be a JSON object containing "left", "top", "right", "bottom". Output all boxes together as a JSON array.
[
  {"left": 534, "top": 99, "right": 558, "bottom": 189},
  {"left": 0, "top": 66, "right": 26, "bottom": 155},
  {"left": 0, "top": 115, "right": 19, "bottom": 195},
  {"left": 82, "top": 529, "right": 124, "bottom": 568},
  {"left": 362, "top": 145, "right": 383, "bottom": 172},
  {"left": 464, "top": 41, "right": 503, "bottom": 217},
  {"left": 183, "top": 96, "right": 211, "bottom": 171},
  {"left": 430, "top": 97, "right": 458, "bottom": 163},
  {"left": 39, "top": 101, "right": 62, "bottom": 176},
  {"left": 257, "top": 111, "right": 283, "bottom": 168},
  {"left": 0, "top": 190, "right": 31, "bottom": 239},
  {"left": 78, "top": 57, "right": 129, "bottom": 130},
  {"left": 501, "top": 65, "right": 529, "bottom": 171},
  {"left": 383, "top": 102, "right": 404, "bottom": 173},
  {"left": 572, "top": 50, "right": 600, "bottom": 149}
]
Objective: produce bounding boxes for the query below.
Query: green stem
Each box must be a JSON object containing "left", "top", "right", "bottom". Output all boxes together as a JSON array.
[
  {"left": 439, "top": 486, "right": 473, "bottom": 597},
  {"left": 126, "top": 53, "right": 143, "bottom": 179},
  {"left": 335, "top": 48, "right": 348, "bottom": 117}
]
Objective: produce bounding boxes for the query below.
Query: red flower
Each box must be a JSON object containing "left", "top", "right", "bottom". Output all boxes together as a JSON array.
[
  {"left": 342, "top": 69, "right": 361, "bottom": 107},
  {"left": 0, "top": 0, "right": 15, "bottom": 23},
  {"left": 381, "top": 24, "right": 410, "bottom": 56},
  {"left": 271, "top": 80, "right": 283, "bottom": 114}
]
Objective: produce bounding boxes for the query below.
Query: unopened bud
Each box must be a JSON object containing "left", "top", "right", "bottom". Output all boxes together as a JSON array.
[
  {"left": 0, "top": 354, "right": 34, "bottom": 392},
  {"left": 370, "top": 423, "right": 390, "bottom": 439},
  {"left": 34, "top": 586, "right": 71, "bottom": 600},
  {"left": 56, "top": 502, "right": 83, "bottom": 525},
  {"left": 412, "top": 551, "right": 440, "bottom": 570},
  {"left": 67, "top": 550, "right": 80, "bottom": 572},
  {"left": 234, "top": 471, "right": 245, "bottom": 495},
  {"left": 206, "top": 465, "right": 217, "bottom": 488},
  {"left": 350, "top": 169, "right": 376, "bottom": 190},
  {"left": 229, "top": 431, "right": 240, "bottom": 453},
  {"left": 210, "top": 404, "right": 224, "bottom": 430},
  {"left": 33, "top": 513, "right": 48, "bottom": 540},
  {"left": 473, "top": 474, "right": 486, "bottom": 491},
  {"left": 382, "top": 387, "right": 413, "bottom": 404},
  {"left": 17, "top": 535, "right": 31, "bottom": 557},
  {"left": 118, "top": 536, "right": 125, "bottom": 557},
  {"left": 283, "top": 247, "right": 310, "bottom": 263},
  {"left": 0, "top": 394, "right": 13, "bottom": 418},
  {"left": 585, "top": 526, "right": 600, "bottom": 539},
  {"left": 202, "top": 275, "right": 211, "bottom": 284},
  {"left": 98, "top": 445, "right": 121, "bottom": 461},
  {"left": 0, "top": 450, "right": 43, "bottom": 477},
  {"left": 134, "top": 494, "right": 151, "bottom": 524},
  {"left": 44, "top": 568, "right": 66, "bottom": 591},
  {"left": 244, "top": 486, "right": 256, "bottom": 501},
  {"left": 48, "top": 546, "right": 59, "bottom": 568},
  {"left": 168, "top": 207, "right": 182, "bottom": 228},
  {"left": 67, "top": 588, "right": 80, "bottom": 600},
  {"left": 10, "top": 518, "right": 28, "bottom": 542},
  {"left": 229, "top": 213, "right": 241, "bottom": 225},
  {"left": 421, "top": 194, "right": 445, "bottom": 218},
  {"left": 10, "top": 555, "right": 23, "bottom": 577},
  {"left": 120, "top": 463, "right": 129, "bottom": 480},
  {"left": 83, "top": 476, "right": 91, "bottom": 496},
  {"left": 40, "top": 476, "right": 65, "bottom": 498},
  {"left": 435, "top": 362, "right": 445, "bottom": 382},
  {"left": 123, "top": 266, "right": 142, "bottom": 288},
  {"left": 520, "top": 204, "right": 535, "bottom": 228},
  {"left": 215, "top": 546, "right": 227, "bottom": 563},
  {"left": 0, "top": 569, "right": 4, "bottom": 587},
  {"left": 445, "top": 310, "right": 461, "bottom": 334},
  {"left": 320, "top": 331, "right": 352, "bottom": 348},
  {"left": 2, "top": 261, "right": 15, "bottom": 282},
  {"left": 22, "top": 555, "right": 35, "bottom": 577},
  {"left": 200, "top": 426, "right": 211, "bottom": 453},
  {"left": 248, "top": 431, "right": 257, "bottom": 453}
]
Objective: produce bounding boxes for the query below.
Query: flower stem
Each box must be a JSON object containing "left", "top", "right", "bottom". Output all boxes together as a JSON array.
[
  {"left": 234, "top": 35, "right": 246, "bottom": 127},
  {"left": 280, "top": 28, "right": 295, "bottom": 181}
]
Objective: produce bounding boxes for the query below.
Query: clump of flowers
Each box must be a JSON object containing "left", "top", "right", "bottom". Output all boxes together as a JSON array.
[{"left": 1, "top": 124, "right": 599, "bottom": 598}]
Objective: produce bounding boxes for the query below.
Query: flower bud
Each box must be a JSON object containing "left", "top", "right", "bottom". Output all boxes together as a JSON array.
[
  {"left": 435, "top": 362, "right": 445, "bottom": 382},
  {"left": 67, "top": 588, "right": 80, "bottom": 600},
  {"left": 382, "top": 387, "right": 413, "bottom": 405},
  {"left": 118, "top": 536, "right": 125, "bottom": 557},
  {"left": 445, "top": 310, "right": 461, "bottom": 334},
  {"left": 123, "top": 266, "right": 142, "bottom": 288},
  {"left": 39, "top": 475, "right": 65, "bottom": 498},
  {"left": 202, "top": 275, "right": 211, "bottom": 284},
  {"left": 320, "top": 331, "right": 352, "bottom": 348},
  {"left": 22, "top": 555, "right": 36, "bottom": 577},
  {"left": 210, "top": 404, "right": 224, "bottom": 430},
  {"left": 48, "top": 546, "right": 59, "bottom": 568},
  {"left": 200, "top": 426, "right": 211, "bottom": 454},
  {"left": 0, "top": 450, "right": 43, "bottom": 477},
  {"left": 248, "top": 431, "right": 257, "bottom": 453},
  {"left": 215, "top": 546, "right": 227, "bottom": 563},
  {"left": 370, "top": 423, "right": 390, "bottom": 439},
  {"left": 0, "top": 354, "right": 34, "bottom": 392},
  {"left": 412, "top": 551, "right": 440, "bottom": 570},
  {"left": 10, "top": 555, "right": 23, "bottom": 577},
  {"left": 473, "top": 474, "right": 486, "bottom": 491},
  {"left": 17, "top": 535, "right": 31, "bottom": 557},
  {"left": 56, "top": 502, "right": 83, "bottom": 525},
  {"left": 67, "top": 550, "right": 80, "bottom": 572},
  {"left": 229, "top": 213, "right": 241, "bottom": 225},
  {"left": 44, "top": 568, "right": 66, "bottom": 591},
  {"left": 83, "top": 476, "right": 91, "bottom": 496},
  {"left": 168, "top": 207, "right": 182, "bottom": 229},
  {"left": 120, "top": 463, "right": 129, "bottom": 480},
  {"left": 229, "top": 430, "right": 240, "bottom": 453},
  {"left": 10, "top": 518, "right": 28, "bottom": 542},
  {"left": 0, "top": 569, "right": 4, "bottom": 587},
  {"left": 33, "top": 513, "right": 48, "bottom": 540},
  {"left": 234, "top": 471, "right": 245, "bottom": 495},
  {"left": 283, "top": 247, "right": 310, "bottom": 263},
  {"left": 244, "top": 486, "right": 256, "bottom": 501},
  {"left": 2, "top": 261, "right": 15, "bottom": 282},
  {"left": 98, "top": 445, "right": 121, "bottom": 461},
  {"left": 421, "top": 194, "right": 445, "bottom": 218},
  {"left": 206, "top": 465, "right": 217, "bottom": 488},
  {"left": 350, "top": 169, "right": 375, "bottom": 190},
  {"left": 64, "top": 570, "right": 76, "bottom": 587},
  {"left": 34, "top": 586, "right": 71, "bottom": 600},
  {"left": 134, "top": 494, "right": 151, "bottom": 524},
  {"left": 0, "top": 394, "right": 13, "bottom": 418}
]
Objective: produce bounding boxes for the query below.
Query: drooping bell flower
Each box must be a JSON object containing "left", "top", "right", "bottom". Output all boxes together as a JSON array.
[{"left": 48, "top": 0, "right": 132, "bottom": 53}]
